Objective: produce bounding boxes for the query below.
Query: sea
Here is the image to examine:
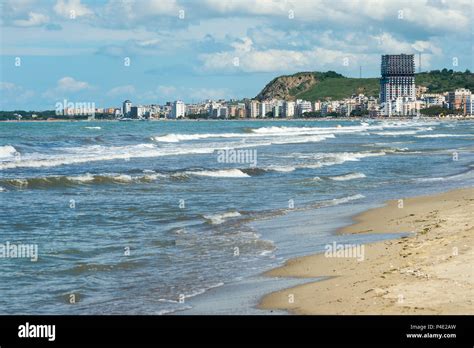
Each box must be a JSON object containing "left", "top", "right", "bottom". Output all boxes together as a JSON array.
[{"left": 1, "top": 118, "right": 473, "bottom": 314}]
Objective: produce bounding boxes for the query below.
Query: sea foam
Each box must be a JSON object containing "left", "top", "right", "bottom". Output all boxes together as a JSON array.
[
  {"left": 329, "top": 172, "right": 366, "bottom": 181},
  {"left": 187, "top": 169, "right": 250, "bottom": 178},
  {"left": 0, "top": 145, "right": 18, "bottom": 159},
  {"left": 203, "top": 211, "right": 242, "bottom": 224}
]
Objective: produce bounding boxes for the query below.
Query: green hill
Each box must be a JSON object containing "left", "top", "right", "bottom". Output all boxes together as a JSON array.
[
  {"left": 416, "top": 69, "right": 474, "bottom": 93},
  {"left": 256, "top": 69, "right": 473, "bottom": 101}
]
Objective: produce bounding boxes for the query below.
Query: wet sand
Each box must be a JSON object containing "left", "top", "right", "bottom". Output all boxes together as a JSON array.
[{"left": 259, "top": 188, "right": 474, "bottom": 314}]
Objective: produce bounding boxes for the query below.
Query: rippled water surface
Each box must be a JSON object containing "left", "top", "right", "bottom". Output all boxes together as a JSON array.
[{"left": 1, "top": 119, "right": 473, "bottom": 314}]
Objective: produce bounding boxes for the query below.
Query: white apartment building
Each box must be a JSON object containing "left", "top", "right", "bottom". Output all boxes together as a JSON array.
[
  {"left": 420, "top": 94, "right": 445, "bottom": 108},
  {"left": 340, "top": 100, "right": 357, "bottom": 116},
  {"left": 248, "top": 100, "right": 260, "bottom": 118},
  {"left": 272, "top": 100, "right": 284, "bottom": 118},
  {"left": 385, "top": 97, "right": 421, "bottom": 116},
  {"left": 283, "top": 101, "right": 295, "bottom": 118},
  {"left": 296, "top": 99, "right": 312, "bottom": 116},
  {"left": 313, "top": 101, "right": 322, "bottom": 112},
  {"left": 122, "top": 100, "right": 132, "bottom": 117},
  {"left": 259, "top": 102, "right": 267, "bottom": 118},
  {"left": 208, "top": 101, "right": 221, "bottom": 118},
  {"left": 171, "top": 100, "right": 186, "bottom": 119}
]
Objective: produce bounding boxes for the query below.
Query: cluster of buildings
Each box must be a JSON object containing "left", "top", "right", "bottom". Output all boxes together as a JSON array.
[
  {"left": 116, "top": 96, "right": 382, "bottom": 120},
  {"left": 99, "top": 54, "right": 471, "bottom": 120},
  {"left": 378, "top": 54, "right": 473, "bottom": 117}
]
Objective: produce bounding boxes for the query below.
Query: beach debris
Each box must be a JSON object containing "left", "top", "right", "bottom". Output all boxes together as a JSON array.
[{"left": 364, "top": 288, "right": 388, "bottom": 296}]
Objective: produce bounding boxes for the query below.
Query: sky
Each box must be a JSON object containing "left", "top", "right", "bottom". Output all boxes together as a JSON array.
[{"left": 0, "top": 0, "right": 472, "bottom": 110}]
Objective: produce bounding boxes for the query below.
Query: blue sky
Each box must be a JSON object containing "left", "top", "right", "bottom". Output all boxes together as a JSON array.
[{"left": 0, "top": 0, "right": 472, "bottom": 110}]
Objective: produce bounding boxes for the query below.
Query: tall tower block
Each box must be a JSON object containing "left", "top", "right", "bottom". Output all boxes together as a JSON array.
[{"left": 380, "top": 54, "right": 416, "bottom": 103}]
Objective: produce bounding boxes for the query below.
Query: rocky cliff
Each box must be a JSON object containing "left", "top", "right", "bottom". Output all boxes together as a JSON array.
[{"left": 255, "top": 72, "right": 318, "bottom": 101}]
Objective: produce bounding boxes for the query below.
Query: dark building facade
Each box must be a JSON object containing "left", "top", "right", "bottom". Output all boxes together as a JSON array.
[{"left": 380, "top": 54, "right": 415, "bottom": 103}]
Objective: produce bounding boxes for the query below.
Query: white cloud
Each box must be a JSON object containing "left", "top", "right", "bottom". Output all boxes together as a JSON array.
[
  {"left": 202, "top": 0, "right": 288, "bottom": 16},
  {"left": 54, "top": 0, "right": 93, "bottom": 18},
  {"left": 201, "top": 0, "right": 470, "bottom": 34},
  {"left": 231, "top": 37, "right": 253, "bottom": 53},
  {"left": 200, "top": 37, "right": 367, "bottom": 73},
  {"left": 12, "top": 12, "right": 49, "bottom": 27},
  {"left": 42, "top": 77, "right": 93, "bottom": 99},
  {"left": 107, "top": 85, "right": 136, "bottom": 97},
  {"left": 101, "top": 0, "right": 179, "bottom": 26},
  {"left": 1, "top": 0, "right": 38, "bottom": 17},
  {"left": 142, "top": 0, "right": 180, "bottom": 15},
  {"left": 0, "top": 82, "right": 17, "bottom": 91},
  {"left": 0, "top": 82, "right": 35, "bottom": 107},
  {"left": 136, "top": 39, "right": 161, "bottom": 47},
  {"left": 57, "top": 76, "right": 91, "bottom": 92},
  {"left": 199, "top": 30, "right": 444, "bottom": 73},
  {"left": 371, "top": 32, "right": 442, "bottom": 63}
]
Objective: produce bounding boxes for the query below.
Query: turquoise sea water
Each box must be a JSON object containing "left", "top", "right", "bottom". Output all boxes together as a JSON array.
[{"left": 0, "top": 119, "right": 473, "bottom": 314}]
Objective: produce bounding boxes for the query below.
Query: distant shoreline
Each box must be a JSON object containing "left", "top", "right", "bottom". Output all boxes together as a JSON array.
[{"left": 1, "top": 116, "right": 473, "bottom": 123}]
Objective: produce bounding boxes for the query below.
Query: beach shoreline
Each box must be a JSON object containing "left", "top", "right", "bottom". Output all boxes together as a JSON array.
[{"left": 258, "top": 187, "right": 474, "bottom": 314}]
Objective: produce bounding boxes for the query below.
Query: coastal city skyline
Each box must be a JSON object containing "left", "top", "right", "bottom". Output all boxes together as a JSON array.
[
  {"left": 5, "top": 53, "right": 473, "bottom": 119},
  {"left": 1, "top": 0, "right": 472, "bottom": 110}
]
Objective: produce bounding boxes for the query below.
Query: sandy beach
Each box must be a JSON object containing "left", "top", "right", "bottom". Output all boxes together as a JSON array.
[{"left": 259, "top": 187, "right": 474, "bottom": 314}]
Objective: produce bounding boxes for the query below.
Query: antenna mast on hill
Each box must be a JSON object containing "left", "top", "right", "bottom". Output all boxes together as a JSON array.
[{"left": 359, "top": 66, "right": 362, "bottom": 79}]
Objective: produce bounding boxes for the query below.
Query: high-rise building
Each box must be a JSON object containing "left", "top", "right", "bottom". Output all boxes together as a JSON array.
[
  {"left": 171, "top": 100, "right": 186, "bottom": 118},
  {"left": 122, "top": 100, "right": 132, "bottom": 117},
  {"left": 283, "top": 101, "right": 295, "bottom": 117},
  {"left": 247, "top": 100, "right": 260, "bottom": 118},
  {"left": 130, "top": 106, "right": 146, "bottom": 119},
  {"left": 380, "top": 54, "right": 415, "bottom": 104},
  {"left": 259, "top": 102, "right": 266, "bottom": 118}
]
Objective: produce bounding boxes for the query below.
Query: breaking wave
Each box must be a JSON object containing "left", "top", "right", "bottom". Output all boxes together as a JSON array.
[
  {"left": 0, "top": 145, "right": 18, "bottom": 159},
  {"left": 151, "top": 133, "right": 241, "bottom": 142},
  {"left": 414, "top": 169, "right": 474, "bottom": 183},
  {"left": 374, "top": 130, "right": 422, "bottom": 136},
  {"left": 329, "top": 172, "right": 366, "bottom": 181},
  {"left": 186, "top": 169, "right": 250, "bottom": 178},
  {"left": 415, "top": 134, "right": 474, "bottom": 138},
  {"left": 328, "top": 194, "right": 366, "bottom": 205},
  {"left": 203, "top": 211, "right": 242, "bottom": 225}
]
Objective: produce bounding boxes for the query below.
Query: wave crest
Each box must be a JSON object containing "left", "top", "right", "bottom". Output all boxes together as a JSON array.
[{"left": 329, "top": 172, "right": 366, "bottom": 181}]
